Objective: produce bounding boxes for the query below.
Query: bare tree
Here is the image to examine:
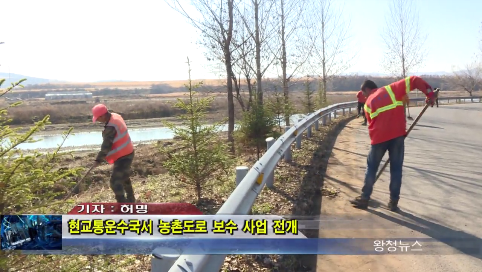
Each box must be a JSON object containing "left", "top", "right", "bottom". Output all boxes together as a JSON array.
[
  {"left": 275, "top": 0, "right": 313, "bottom": 126},
  {"left": 381, "top": 0, "right": 427, "bottom": 80},
  {"left": 307, "top": 0, "right": 354, "bottom": 106},
  {"left": 166, "top": 0, "right": 236, "bottom": 152},
  {"left": 231, "top": 7, "right": 257, "bottom": 112},
  {"left": 236, "top": 0, "right": 279, "bottom": 104},
  {"left": 452, "top": 60, "right": 482, "bottom": 101}
]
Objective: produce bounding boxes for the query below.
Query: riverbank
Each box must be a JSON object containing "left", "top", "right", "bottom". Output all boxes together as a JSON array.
[{"left": 12, "top": 114, "right": 224, "bottom": 135}]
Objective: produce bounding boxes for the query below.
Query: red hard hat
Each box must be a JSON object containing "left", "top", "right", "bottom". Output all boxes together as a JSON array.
[{"left": 92, "top": 104, "right": 108, "bottom": 123}]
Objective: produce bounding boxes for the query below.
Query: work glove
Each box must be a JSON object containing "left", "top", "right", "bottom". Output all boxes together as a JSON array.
[{"left": 425, "top": 89, "right": 439, "bottom": 107}]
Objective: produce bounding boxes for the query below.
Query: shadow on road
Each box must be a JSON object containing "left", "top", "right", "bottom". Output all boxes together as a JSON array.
[
  {"left": 415, "top": 124, "right": 444, "bottom": 129},
  {"left": 291, "top": 116, "right": 355, "bottom": 270},
  {"left": 442, "top": 105, "right": 482, "bottom": 112},
  {"left": 332, "top": 146, "right": 366, "bottom": 158},
  {"left": 405, "top": 165, "right": 482, "bottom": 190},
  {"left": 366, "top": 209, "right": 482, "bottom": 258}
]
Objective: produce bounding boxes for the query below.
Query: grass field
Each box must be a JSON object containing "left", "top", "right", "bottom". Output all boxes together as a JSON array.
[{"left": 3, "top": 91, "right": 347, "bottom": 126}]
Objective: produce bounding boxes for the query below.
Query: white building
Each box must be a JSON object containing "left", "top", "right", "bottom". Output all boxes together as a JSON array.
[{"left": 45, "top": 92, "right": 93, "bottom": 100}]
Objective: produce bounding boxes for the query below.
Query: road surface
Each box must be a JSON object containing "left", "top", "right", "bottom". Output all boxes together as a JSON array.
[{"left": 316, "top": 103, "right": 482, "bottom": 272}]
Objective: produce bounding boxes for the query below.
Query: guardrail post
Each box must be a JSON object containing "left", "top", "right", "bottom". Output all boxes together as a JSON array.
[
  {"left": 314, "top": 119, "right": 319, "bottom": 130},
  {"left": 342, "top": 108, "right": 345, "bottom": 116},
  {"left": 348, "top": 107, "right": 351, "bottom": 114},
  {"left": 328, "top": 113, "right": 332, "bottom": 123},
  {"left": 322, "top": 115, "right": 327, "bottom": 126},
  {"left": 295, "top": 119, "right": 302, "bottom": 149},
  {"left": 284, "top": 126, "right": 292, "bottom": 162},
  {"left": 235, "top": 166, "right": 249, "bottom": 187},
  {"left": 307, "top": 125, "right": 312, "bottom": 138},
  {"left": 265, "top": 137, "right": 275, "bottom": 188},
  {"left": 334, "top": 110, "right": 337, "bottom": 119},
  {"left": 151, "top": 248, "right": 181, "bottom": 272}
]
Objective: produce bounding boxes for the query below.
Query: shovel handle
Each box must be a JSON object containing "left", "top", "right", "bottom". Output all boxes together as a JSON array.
[
  {"left": 64, "top": 165, "right": 95, "bottom": 200},
  {"left": 374, "top": 90, "right": 439, "bottom": 182}
]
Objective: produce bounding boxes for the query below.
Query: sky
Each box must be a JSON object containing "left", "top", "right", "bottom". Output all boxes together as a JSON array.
[{"left": 0, "top": 0, "right": 480, "bottom": 82}]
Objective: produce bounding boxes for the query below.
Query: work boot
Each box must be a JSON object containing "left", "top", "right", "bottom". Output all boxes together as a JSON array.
[
  {"left": 357, "top": 114, "right": 360, "bottom": 118},
  {"left": 115, "top": 194, "right": 128, "bottom": 203},
  {"left": 388, "top": 199, "right": 399, "bottom": 211},
  {"left": 126, "top": 194, "right": 136, "bottom": 203},
  {"left": 350, "top": 196, "right": 369, "bottom": 209},
  {"left": 362, "top": 121, "right": 367, "bottom": 126}
]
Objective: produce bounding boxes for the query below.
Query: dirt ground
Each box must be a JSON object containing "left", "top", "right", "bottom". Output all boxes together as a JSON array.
[
  {"left": 7, "top": 114, "right": 354, "bottom": 272},
  {"left": 309, "top": 119, "right": 432, "bottom": 272}
]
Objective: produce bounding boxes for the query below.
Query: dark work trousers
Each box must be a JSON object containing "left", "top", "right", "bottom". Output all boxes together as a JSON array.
[
  {"left": 110, "top": 151, "right": 136, "bottom": 203},
  {"left": 361, "top": 136, "right": 405, "bottom": 201},
  {"left": 357, "top": 102, "right": 367, "bottom": 122}
]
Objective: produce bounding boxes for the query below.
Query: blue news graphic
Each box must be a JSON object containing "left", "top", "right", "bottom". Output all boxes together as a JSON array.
[
  {"left": 1, "top": 215, "right": 63, "bottom": 251},
  {"left": 21, "top": 237, "right": 482, "bottom": 255},
  {"left": 19, "top": 237, "right": 444, "bottom": 255},
  {"left": 38, "top": 238, "right": 370, "bottom": 255}
]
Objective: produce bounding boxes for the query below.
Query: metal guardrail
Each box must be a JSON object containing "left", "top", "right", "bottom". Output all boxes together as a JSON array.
[{"left": 151, "top": 95, "right": 482, "bottom": 272}]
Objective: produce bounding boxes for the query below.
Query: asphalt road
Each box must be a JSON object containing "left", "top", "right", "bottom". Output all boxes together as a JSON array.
[{"left": 316, "top": 102, "right": 482, "bottom": 272}]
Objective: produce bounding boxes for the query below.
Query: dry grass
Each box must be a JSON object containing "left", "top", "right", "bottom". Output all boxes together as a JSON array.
[
  {"left": 4, "top": 92, "right": 356, "bottom": 126},
  {"left": 5, "top": 89, "right": 478, "bottom": 126},
  {"left": 5, "top": 96, "right": 228, "bottom": 125},
  {"left": 6, "top": 112, "right": 354, "bottom": 272},
  {"left": 19, "top": 79, "right": 228, "bottom": 91}
]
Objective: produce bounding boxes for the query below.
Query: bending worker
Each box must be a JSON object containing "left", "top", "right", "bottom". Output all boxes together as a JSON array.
[
  {"left": 350, "top": 76, "right": 437, "bottom": 211},
  {"left": 356, "top": 90, "right": 367, "bottom": 125},
  {"left": 92, "top": 104, "right": 136, "bottom": 203}
]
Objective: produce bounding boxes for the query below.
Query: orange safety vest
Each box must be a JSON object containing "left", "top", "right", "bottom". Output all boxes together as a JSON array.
[
  {"left": 105, "top": 113, "right": 134, "bottom": 164},
  {"left": 363, "top": 77, "right": 411, "bottom": 119}
]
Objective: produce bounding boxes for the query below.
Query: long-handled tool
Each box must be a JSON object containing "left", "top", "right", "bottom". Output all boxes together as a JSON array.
[
  {"left": 375, "top": 89, "right": 439, "bottom": 182},
  {"left": 407, "top": 105, "right": 413, "bottom": 120},
  {"left": 64, "top": 165, "right": 95, "bottom": 200}
]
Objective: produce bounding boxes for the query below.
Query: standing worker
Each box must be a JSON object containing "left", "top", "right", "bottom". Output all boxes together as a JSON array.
[
  {"left": 91, "top": 104, "right": 136, "bottom": 203},
  {"left": 350, "top": 76, "right": 437, "bottom": 211},
  {"left": 356, "top": 90, "right": 368, "bottom": 125}
]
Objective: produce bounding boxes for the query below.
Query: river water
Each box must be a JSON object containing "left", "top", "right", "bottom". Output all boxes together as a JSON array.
[
  {"left": 15, "top": 114, "right": 314, "bottom": 150},
  {"left": 10, "top": 98, "right": 478, "bottom": 150}
]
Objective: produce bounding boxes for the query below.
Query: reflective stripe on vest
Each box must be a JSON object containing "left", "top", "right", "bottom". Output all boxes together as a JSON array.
[
  {"left": 365, "top": 85, "right": 404, "bottom": 119},
  {"left": 107, "top": 138, "right": 132, "bottom": 157},
  {"left": 105, "top": 113, "right": 133, "bottom": 163},
  {"left": 107, "top": 122, "right": 128, "bottom": 143},
  {"left": 405, "top": 76, "right": 410, "bottom": 93}
]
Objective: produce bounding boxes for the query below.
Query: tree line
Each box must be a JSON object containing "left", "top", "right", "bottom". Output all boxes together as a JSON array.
[{"left": 166, "top": 0, "right": 482, "bottom": 153}]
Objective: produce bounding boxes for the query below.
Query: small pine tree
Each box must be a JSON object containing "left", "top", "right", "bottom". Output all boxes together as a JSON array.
[
  {"left": 303, "top": 78, "right": 316, "bottom": 113},
  {"left": 236, "top": 87, "right": 278, "bottom": 159},
  {"left": 0, "top": 79, "right": 83, "bottom": 270},
  {"left": 159, "top": 58, "right": 234, "bottom": 203},
  {"left": 267, "top": 86, "right": 284, "bottom": 131}
]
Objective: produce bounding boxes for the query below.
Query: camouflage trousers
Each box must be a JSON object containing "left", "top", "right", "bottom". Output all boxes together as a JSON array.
[{"left": 110, "top": 151, "right": 135, "bottom": 203}]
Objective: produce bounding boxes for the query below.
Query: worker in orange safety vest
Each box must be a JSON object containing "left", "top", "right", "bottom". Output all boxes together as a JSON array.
[
  {"left": 350, "top": 76, "right": 437, "bottom": 211},
  {"left": 91, "top": 104, "right": 136, "bottom": 203}
]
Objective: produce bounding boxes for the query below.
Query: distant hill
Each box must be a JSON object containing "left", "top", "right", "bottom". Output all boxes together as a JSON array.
[{"left": 0, "top": 72, "right": 52, "bottom": 86}]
